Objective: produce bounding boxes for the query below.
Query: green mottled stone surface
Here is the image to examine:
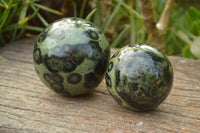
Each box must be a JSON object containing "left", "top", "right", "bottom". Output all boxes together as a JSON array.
[
  {"left": 33, "top": 17, "right": 110, "bottom": 96},
  {"left": 105, "top": 44, "right": 173, "bottom": 111}
]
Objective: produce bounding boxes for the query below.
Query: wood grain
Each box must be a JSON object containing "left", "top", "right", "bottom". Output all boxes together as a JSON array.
[{"left": 0, "top": 38, "right": 200, "bottom": 133}]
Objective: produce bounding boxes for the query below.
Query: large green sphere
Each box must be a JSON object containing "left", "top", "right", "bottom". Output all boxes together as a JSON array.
[
  {"left": 105, "top": 44, "right": 173, "bottom": 111},
  {"left": 33, "top": 17, "right": 110, "bottom": 96}
]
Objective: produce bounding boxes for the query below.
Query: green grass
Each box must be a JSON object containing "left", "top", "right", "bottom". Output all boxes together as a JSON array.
[
  {"left": 0, "top": 0, "right": 199, "bottom": 59},
  {"left": 0, "top": 0, "right": 62, "bottom": 46},
  {"left": 89, "top": 0, "right": 200, "bottom": 59}
]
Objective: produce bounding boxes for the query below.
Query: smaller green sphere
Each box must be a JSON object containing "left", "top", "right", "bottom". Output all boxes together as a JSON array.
[
  {"left": 105, "top": 44, "right": 173, "bottom": 111},
  {"left": 33, "top": 17, "right": 110, "bottom": 96}
]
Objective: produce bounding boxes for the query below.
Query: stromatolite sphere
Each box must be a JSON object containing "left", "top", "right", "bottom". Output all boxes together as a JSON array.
[
  {"left": 105, "top": 44, "right": 173, "bottom": 111},
  {"left": 33, "top": 17, "right": 110, "bottom": 96}
]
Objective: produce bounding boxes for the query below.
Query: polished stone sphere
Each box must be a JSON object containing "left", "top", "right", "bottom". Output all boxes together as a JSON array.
[
  {"left": 33, "top": 17, "right": 110, "bottom": 96},
  {"left": 105, "top": 44, "right": 173, "bottom": 111}
]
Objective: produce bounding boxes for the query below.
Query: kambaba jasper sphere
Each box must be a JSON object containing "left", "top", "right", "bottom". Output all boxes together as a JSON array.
[
  {"left": 105, "top": 44, "right": 173, "bottom": 111},
  {"left": 33, "top": 17, "right": 110, "bottom": 96}
]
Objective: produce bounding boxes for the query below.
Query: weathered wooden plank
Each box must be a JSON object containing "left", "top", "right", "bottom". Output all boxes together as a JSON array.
[{"left": 0, "top": 38, "right": 200, "bottom": 133}]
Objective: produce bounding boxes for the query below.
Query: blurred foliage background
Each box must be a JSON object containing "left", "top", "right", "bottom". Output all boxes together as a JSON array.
[{"left": 0, "top": 0, "right": 200, "bottom": 59}]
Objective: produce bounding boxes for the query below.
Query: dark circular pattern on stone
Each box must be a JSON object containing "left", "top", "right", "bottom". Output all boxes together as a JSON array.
[
  {"left": 33, "top": 48, "right": 42, "bottom": 64},
  {"left": 43, "top": 73, "right": 70, "bottom": 95},
  {"left": 86, "top": 41, "right": 102, "bottom": 60},
  {"left": 67, "top": 73, "right": 82, "bottom": 84},
  {"left": 105, "top": 44, "right": 173, "bottom": 111},
  {"left": 44, "top": 54, "right": 76, "bottom": 73},
  {"left": 43, "top": 73, "right": 63, "bottom": 84},
  {"left": 84, "top": 72, "right": 95, "bottom": 82},
  {"left": 38, "top": 32, "right": 47, "bottom": 43},
  {"left": 84, "top": 72, "right": 99, "bottom": 89},
  {"left": 105, "top": 73, "right": 111, "bottom": 88},
  {"left": 111, "top": 50, "right": 120, "bottom": 59},
  {"left": 115, "top": 69, "right": 121, "bottom": 88},
  {"left": 107, "top": 61, "right": 114, "bottom": 72},
  {"left": 91, "top": 49, "right": 102, "bottom": 60},
  {"left": 43, "top": 73, "right": 65, "bottom": 93},
  {"left": 84, "top": 30, "right": 99, "bottom": 40},
  {"left": 51, "top": 83, "right": 64, "bottom": 90},
  {"left": 89, "top": 41, "right": 101, "bottom": 50}
]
